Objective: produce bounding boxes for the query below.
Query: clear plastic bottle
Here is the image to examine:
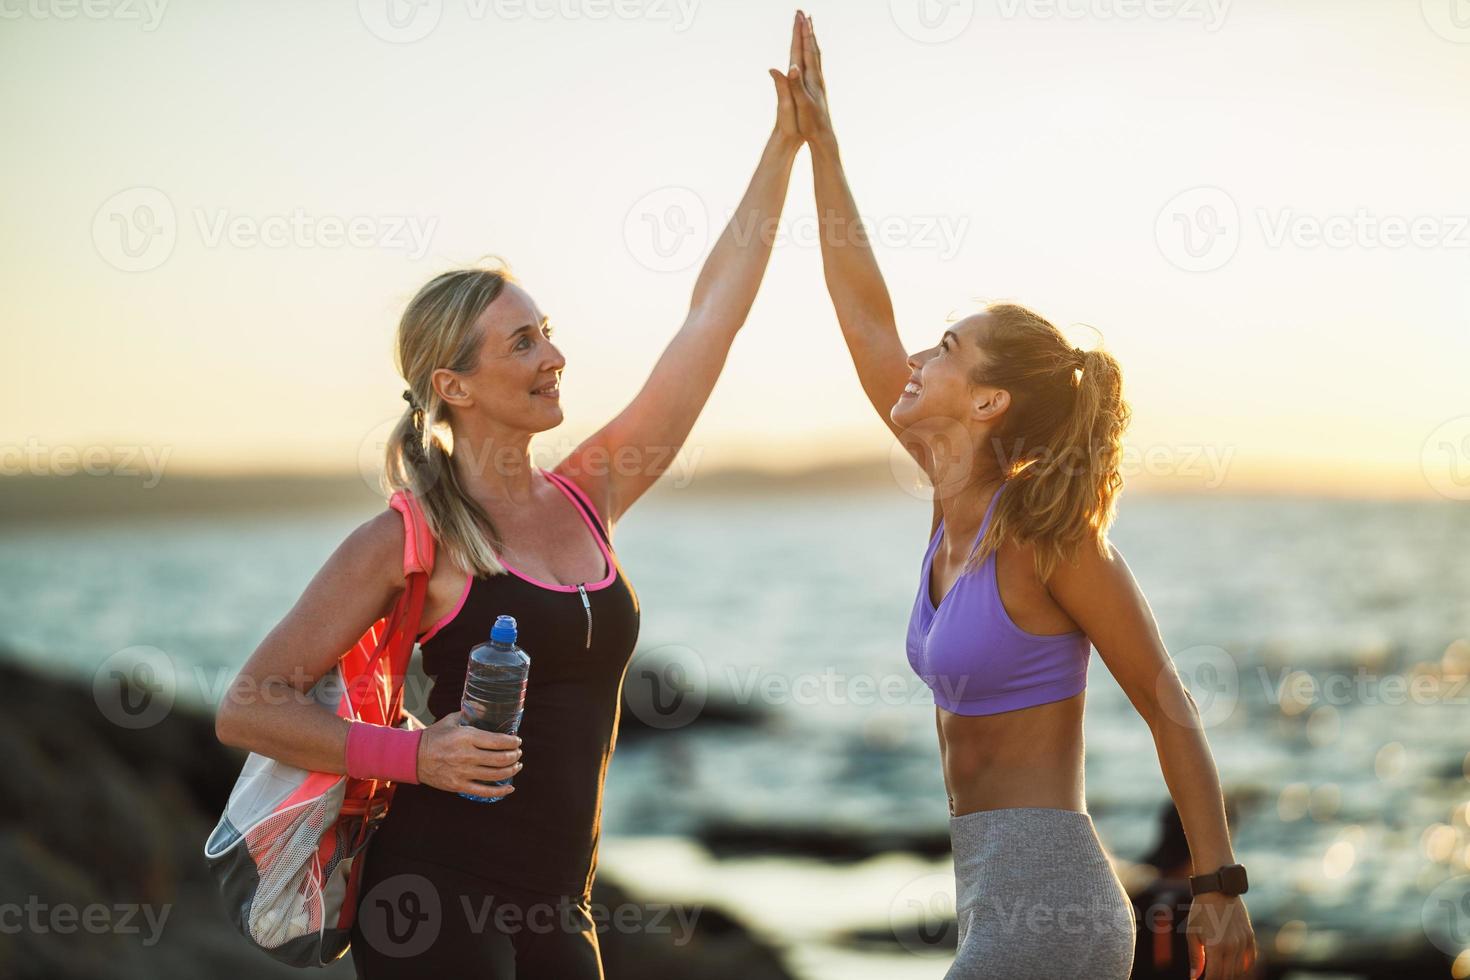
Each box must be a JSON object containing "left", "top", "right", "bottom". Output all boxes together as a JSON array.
[{"left": 457, "top": 614, "right": 530, "bottom": 804}]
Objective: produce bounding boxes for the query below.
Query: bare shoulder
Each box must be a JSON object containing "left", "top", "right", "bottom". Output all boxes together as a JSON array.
[
  {"left": 340, "top": 507, "right": 409, "bottom": 593},
  {"left": 1046, "top": 534, "right": 1127, "bottom": 594}
]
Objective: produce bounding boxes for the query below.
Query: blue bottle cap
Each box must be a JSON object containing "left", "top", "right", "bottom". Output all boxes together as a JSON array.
[{"left": 490, "top": 615, "right": 518, "bottom": 644}]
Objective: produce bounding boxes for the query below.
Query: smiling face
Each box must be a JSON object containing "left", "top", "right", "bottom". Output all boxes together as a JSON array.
[
  {"left": 890, "top": 312, "right": 1006, "bottom": 432},
  {"left": 434, "top": 281, "right": 566, "bottom": 434}
]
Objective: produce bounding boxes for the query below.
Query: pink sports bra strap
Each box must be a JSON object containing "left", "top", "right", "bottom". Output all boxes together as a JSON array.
[{"left": 542, "top": 470, "right": 612, "bottom": 547}]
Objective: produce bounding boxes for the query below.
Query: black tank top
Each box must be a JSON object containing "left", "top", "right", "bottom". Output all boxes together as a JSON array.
[{"left": 369, "top": 468, "right": 641, "bottom": 899}]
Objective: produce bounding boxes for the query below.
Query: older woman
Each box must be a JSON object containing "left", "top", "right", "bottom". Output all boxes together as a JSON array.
[
  {"left": 783, "top": 12, "right": 1257, "bottom": 980},
  {"left": 214, "top": 17, "right": 813, "bottom": 978}
]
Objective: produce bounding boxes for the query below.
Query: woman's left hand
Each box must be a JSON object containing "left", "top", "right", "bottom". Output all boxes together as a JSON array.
[
  {"left": 1185, "top": 892, "right": 1259, "bottom": 979},
  {"left": 767, "top": 12, "right": 802, "bottom": 146}
]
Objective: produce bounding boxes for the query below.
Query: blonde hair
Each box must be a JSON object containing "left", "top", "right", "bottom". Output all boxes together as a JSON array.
[
  {"left": 965, "top": 302, "right": 1131, "bottom": 582},
  {"left": 382, "top": 264, "right": 517, "bottom": 578}
]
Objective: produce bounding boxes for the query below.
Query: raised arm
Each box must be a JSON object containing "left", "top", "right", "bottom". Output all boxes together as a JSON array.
[
  {"left": 789, "top": 14, "right": 913, "bottom": 446},
  {"left": 556, "top": 23, "right": 805, "bottom": 528}
]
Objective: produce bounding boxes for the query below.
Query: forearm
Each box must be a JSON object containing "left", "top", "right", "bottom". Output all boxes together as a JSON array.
[
  {"left": 218, "top": 680, "right": 353, "bottom": 770},
  {"left": 809, "top": 138, "right": 909, "bottom": 416},
  {"left": 810, "top": 137, "right": 898, "bottom": 341},
  {"left": 1150, "top": 707, "right": 1238, "bottom": 875},
  {"left": 686, "top": 128, "right": 800, "bottom": 332}
]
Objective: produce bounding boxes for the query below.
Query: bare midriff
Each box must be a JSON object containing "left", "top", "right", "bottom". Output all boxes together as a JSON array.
[{"left": 938, "top": 690, "right": 1087, "bottom": 817}]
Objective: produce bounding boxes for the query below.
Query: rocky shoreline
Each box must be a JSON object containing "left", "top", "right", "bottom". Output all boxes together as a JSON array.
[{"left": 0, "top": 653, "right": 793, "bottom": 980}]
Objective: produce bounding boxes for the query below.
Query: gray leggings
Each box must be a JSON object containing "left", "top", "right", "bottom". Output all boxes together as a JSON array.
[{"left": 945, "top": 806, "right": 1135, "bottom": 979}]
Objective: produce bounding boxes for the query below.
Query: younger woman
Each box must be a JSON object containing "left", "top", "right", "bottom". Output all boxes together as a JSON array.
[{"left": 783, "top": 13, "right": 1257, "bottom": 979}]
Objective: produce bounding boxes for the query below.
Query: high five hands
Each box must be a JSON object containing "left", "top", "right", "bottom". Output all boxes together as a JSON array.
[{"left": 769, "top": 10, "right": 835, "bottom": 149}]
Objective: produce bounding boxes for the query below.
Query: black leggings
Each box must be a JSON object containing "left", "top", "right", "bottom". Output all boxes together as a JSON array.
[{"left": 349, "top": 840, "right": 604, "bottom": 979}]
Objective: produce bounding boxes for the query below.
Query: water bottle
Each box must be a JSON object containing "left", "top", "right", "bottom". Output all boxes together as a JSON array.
[{"left": 458, "top": 614, "right": 530, "bottom": 804}]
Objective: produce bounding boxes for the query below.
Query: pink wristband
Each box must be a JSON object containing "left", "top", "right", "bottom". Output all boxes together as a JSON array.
[{"left": 344, "top": 721, "right": 423, "bottom": 784}]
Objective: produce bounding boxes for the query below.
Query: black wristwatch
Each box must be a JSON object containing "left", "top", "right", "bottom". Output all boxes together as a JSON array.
[{"left": 1189, "top": 863, "right": 1249, "bottom": 897}]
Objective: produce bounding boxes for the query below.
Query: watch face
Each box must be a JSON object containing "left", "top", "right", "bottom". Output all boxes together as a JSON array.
[{"left": 1222, "top": 865, "right": 1248, "bottom": 894}]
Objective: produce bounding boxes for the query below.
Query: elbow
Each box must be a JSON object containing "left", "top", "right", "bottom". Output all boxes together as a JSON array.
[
  {"left": 214, "top": 684, "right": 250, "bottom": 750},
  {"left": 214, "top": 699, "right": 239, "bottom": 749},
  {"left": 1143, "top": 684, "right": 1203, "bottom": 733}
]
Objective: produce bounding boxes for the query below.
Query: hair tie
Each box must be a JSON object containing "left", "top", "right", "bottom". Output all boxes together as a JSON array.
[{"left": 402, "top": 389, "right": 426, "bottom": 430}]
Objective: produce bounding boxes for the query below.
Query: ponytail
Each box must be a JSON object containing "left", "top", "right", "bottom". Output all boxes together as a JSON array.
[{"left": 966, "top": 303, "right": 1131, "bottom": 582}]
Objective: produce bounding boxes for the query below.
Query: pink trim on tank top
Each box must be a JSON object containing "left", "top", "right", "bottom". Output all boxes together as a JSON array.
[{"left": 415, "top": 468, "right": 617, "bottom": 642}]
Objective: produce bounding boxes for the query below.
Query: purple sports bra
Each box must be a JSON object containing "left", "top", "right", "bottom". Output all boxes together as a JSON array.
[{"left": 906, "top": 481, "right": 1092, "bottom": 716}]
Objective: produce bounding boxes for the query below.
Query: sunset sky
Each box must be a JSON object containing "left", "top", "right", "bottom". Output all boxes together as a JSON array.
[{"left": 3, "top": 0, "right": 1467, "bottom": 497}]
